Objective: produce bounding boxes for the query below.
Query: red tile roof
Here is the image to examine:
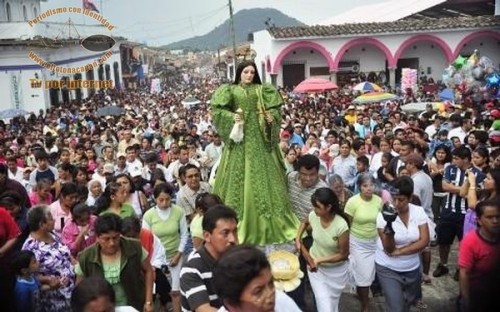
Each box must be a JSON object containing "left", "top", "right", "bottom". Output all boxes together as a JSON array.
[{"left": 268, "top": 15, "right": 500, "bottom": 39}]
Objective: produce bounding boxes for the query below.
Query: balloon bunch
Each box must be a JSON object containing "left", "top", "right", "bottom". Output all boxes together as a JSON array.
[
  {"left": 442, "top": 50, "right": 500, "bottom": 100},
  {"left": 401, "top": 68, "right": 418, "bottom": 94}
]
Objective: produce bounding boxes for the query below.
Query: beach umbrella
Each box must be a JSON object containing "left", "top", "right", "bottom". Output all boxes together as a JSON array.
[
  {"left": 401, "top": 102, "right": 445, "bottom": 114},
  {"left": 438, "top": 88, "right": 454, "bottom": 101},
  {"left": 293, "top": 78, "right": 338, "bottom": 93},
  {"left": 353, "top": 92, "right": 398, "bottom": 104},
  {"left": 353, "top": 82, "right": 382, "bottom": 93},
  {"left": 96, "top": 105, "right": 125, "bottom": 117},
  {"left": 181, "top": 96, "right": 201, "bottom": 107},
  {"left": 0, "top": 108, "right": 30, "bottom": 119}
]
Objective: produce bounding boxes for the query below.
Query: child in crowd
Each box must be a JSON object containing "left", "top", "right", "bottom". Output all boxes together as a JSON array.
[
  {"left": 12, "top": 250, "right": 50, "bottom": 312},
  {"left": 28, "top": 179, "right": 53, "bottom": 206},
  {"left": 353, "top": 155, "right": 370, "bottom": 194},
  {"left": 62, "top": 204, "right": 97, "bottom": 257},
  {"left": 398, "top": 166, "right": 410, "bottom": 177},
  {"left": 85, "top": 147, "right": 98, "bottom": 173},
  {"left": 428, "top": 129, "right": 452, "bottom": 159},
  {"left": 21, "top": 167, "right": 33, "bottom": 193}
]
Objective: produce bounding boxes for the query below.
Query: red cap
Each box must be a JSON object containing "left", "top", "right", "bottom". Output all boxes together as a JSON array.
[{"left": 491, "top": 109, "right": 500, "bottom": 119}]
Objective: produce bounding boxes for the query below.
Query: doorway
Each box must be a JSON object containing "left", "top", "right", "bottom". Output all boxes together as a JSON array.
[
  {"left": 283, "top": 64, "right": 305, "bottom": 89},
  {"left": 396, "top": 58, "right": 419, "bottom": 85}
]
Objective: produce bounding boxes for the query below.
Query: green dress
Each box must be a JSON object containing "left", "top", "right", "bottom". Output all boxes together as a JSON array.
[{"left": 211, "top": 83, "right": 299, "bottom": 245}]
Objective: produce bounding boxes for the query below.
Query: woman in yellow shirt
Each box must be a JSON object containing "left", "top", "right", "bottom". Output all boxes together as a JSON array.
[
  {"left": 295, "top": 187, "right": 349, "bottom": 312},
  {"left": 344, "top": 173, "right": 383, "bottom": 312}
]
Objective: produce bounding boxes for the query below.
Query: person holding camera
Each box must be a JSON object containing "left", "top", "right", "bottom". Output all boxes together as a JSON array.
[{"left": 375, "top": 177, "right": 430, "bottom": 312}]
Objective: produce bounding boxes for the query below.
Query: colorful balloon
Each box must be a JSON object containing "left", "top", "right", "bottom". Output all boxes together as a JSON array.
[
  {"left": 486, "top": 73, "right": 500, "bottom": 88},
  {"left": 472, "top": 66, "right": 485, "bottom": 80},
  {"left": 478, "top": 56, "right": 494, "bottom": 70},
  {"left": 467, "top": 50, "right": 479, "bottom": 66},
  {"left": 453, "top": 55, "right": 467, "bottom": 70}
]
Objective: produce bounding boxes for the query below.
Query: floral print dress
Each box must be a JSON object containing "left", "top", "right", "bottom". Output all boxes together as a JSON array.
[{"left": 22, "top": 234, "right": 75, "bottom": 312}]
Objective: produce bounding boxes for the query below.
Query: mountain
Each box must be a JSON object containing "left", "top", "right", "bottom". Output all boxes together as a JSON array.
[{"left": 162, "top": 8, "right": 305, "bottom": 51}]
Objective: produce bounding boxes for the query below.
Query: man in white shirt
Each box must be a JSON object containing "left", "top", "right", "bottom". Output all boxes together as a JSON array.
[
  {"left": 114, "top": 152, "right": 128, "bottom": 175},
  {"left": 448, "top": 115, "right": 473, "bottom": 143},
  {"left": 6, "top": 156, "right": 24, "bottom": 183},
  {"left": 176, "top": 164, "right": 212, "bottom": 221},
  {"left": 425, "top": 115, "right": 443, "bottom": 139},
  {"left": 167, "top": 145, "right": 200, "bottom": 187},
  {"left": 142, "top": 153, "right": 173, "bottom": 183},
  {"left": 204, "top": 133, "right": 224, "bottom": 172},
  {"left": 125, "top": 146, "right": 143, "bottom": 175}
]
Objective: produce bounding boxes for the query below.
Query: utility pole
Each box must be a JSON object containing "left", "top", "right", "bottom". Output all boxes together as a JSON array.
[
  {"left": 228, "top": 0, "right": 237, "bottom": 77},
  {"left": 217, "top": 47, "right": 221, "bottom": 78}
]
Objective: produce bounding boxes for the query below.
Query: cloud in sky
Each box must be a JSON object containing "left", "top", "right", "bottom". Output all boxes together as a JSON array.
[{"left": 41, "top": 0, "right": 376, "bottom": 46}]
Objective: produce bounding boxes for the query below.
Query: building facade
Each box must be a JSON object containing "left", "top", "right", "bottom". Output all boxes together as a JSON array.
[
  {"left": 252, "top": 1, "right": 500, "bottom": 88},
  {"left": 0, "top": 0, "right": 124, "bottom": 111}
]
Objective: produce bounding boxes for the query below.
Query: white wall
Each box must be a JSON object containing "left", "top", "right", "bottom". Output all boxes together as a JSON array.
[
  {"left": 253, "top": 28, "right": 499, "bottom": 87},
  {"left": 397, "top": 42, "right": 448, "bottom": 81},
  {"left": 456, "top": 36, "right": 500, "bottom": 68},
  {"left": 252, "top": 30, "right": 274, "bottom": 83},
  {"left": 0, "top": 42, "right": 122, "bottom": 111}
]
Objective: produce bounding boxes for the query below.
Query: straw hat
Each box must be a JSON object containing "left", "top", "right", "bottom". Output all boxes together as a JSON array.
[{"left": 267, "top": 250, "right": 304, "bottom": 292}]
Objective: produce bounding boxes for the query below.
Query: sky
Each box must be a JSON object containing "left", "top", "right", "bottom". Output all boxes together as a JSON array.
[{"left": 41, "top": 0, "right": 376, "bottom": 46}]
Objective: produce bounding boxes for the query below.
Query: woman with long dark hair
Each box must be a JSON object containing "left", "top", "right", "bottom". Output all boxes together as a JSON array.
[
  {"left": 461, "top": 168, "right": 500, "bottom": 237},
  {"left": 295, "top": 187, "right": 350, "bottom": 312},
  {"left": 428, "top": 144, "right": 452, "bottom": 223},
  {"left": 210, "top": 60, "right": 299, "bottom": 245}
]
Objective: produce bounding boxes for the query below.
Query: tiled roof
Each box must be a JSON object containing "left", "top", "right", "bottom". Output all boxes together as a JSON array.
[{"left": 268, "top": 15, "right": 500, "bottom": 39}]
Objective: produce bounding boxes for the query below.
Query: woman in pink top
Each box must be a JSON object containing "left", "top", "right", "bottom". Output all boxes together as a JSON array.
[
  {"left": 49, "top": 182, "right": 79, "bottom": 234},
  {"left": 29, "top": 179, "right": 53, "bottom": 206},
  {"left": 62, "top": 203, "right": 97, "bottom": 257}
]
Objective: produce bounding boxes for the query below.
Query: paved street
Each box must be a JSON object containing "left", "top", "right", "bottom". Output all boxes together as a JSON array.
[{"left": 306, "top": 244, "right": 460, "bottom": 312}]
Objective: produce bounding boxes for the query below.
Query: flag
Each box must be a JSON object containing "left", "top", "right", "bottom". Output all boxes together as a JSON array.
[{"left": 83, "top": 0, "right": 99, "bottom": 13}]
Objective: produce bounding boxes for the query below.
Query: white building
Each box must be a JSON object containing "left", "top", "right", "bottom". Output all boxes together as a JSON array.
[
  {"left": 0, "top": 0, "right": 125, "bottom": 111},
  {"left": 251, "top": 0, "right": 500, "bottom": 88}
]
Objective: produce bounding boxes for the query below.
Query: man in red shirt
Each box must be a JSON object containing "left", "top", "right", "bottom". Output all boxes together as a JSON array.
[
  {"left": 459, "top": 199, "right": 500, "bottom": 311},
  {"left": 0, "top": 205, "right": 21, "bottom": 311}
]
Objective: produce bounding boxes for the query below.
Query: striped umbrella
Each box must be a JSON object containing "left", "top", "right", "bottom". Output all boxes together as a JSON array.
[
  {"left": 353, "top": 82, "right": 383, "bottom": 93},
  {"left": 293, "top": 78, "right": 338, "bottom": 93},
  {"left": 353, "top": 92, "right": 398, "bottom": 104}
]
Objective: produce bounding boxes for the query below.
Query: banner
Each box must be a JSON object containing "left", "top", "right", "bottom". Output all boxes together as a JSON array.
[{"left": 10, "top": 73, "right": 22, "bottom": 109}]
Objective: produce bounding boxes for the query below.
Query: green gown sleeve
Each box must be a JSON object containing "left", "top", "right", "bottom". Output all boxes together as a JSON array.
[
  {"left": 260, "top": 83, "right": 283, "bottom": 141},
  {"left": 210, "top": 84, "right": 235, "bottom": 142}
]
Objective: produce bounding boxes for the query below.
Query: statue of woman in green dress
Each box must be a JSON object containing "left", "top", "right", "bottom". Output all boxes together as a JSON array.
[{"left": 210, "top": 60, "right": 299, "bottom": 245}]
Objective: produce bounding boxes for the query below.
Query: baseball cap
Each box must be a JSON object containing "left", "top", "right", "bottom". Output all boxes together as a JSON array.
[
  {"left": 103, "top": 164, "right": 114, "bottom": 174},
  {"left": 129, "top": 168, "right": 142, "bottom": 178},
  {"left": 117, "top": 152, "right": 126, "bottom": 159},
  {"left": 491, "top": 109, "right": 500, "bottom": 119}
]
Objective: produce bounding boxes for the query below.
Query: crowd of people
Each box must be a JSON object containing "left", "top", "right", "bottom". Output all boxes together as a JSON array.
[{"left": 0, "top": 59, "right": 500, "bottom": 312}]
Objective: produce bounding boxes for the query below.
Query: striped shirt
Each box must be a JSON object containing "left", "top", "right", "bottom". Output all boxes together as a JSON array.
[
  {"left": 180, "top": 245, "right": 220, "bottom": 311},
  {"left": 442, "top": 165, "right": 485, "bottom": 215},
  {"left": 288, "top": 171, "right": 328, "bottom": 222}
]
